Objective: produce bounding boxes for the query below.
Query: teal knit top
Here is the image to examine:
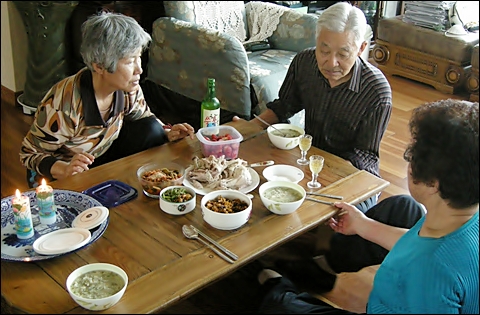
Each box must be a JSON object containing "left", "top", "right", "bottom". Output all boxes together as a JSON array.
[{"left": 368, "top": 211, "right": 479, "bottom": 314}]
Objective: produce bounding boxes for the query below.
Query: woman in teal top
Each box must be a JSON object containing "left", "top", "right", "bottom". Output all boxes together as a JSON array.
[
  {"left": 256, "top": 99, "right": 479, "bottom": 314},
  {"left": 368, "top": 212, "right": 479, "bottom": 313}
]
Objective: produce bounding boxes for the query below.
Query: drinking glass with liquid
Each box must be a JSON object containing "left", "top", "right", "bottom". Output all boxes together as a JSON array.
[
  {"left": 307, "top": 155, "right": 324, "bottom": 189},
  {"left": 297, "top": 134, "right": 312, "bottom": 165}
]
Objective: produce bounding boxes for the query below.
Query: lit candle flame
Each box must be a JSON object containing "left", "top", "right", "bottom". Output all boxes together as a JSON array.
[
  {"left": 15, "top": 189, "right": 21, "bottom": 199},
  {"left": 41, "top": 178, "right": 47, "bottom": 187}
]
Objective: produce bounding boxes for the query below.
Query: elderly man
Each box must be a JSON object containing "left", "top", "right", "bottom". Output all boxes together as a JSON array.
[{"left": 234, "top": 1, "right": 393, "bottom": 290}]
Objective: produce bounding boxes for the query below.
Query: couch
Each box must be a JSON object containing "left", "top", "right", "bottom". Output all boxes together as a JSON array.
[{"left": 145, "top": 1, "right": 318, "bottom": 129}]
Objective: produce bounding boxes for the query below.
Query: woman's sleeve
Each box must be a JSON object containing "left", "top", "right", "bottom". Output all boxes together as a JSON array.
[
  {"left": 19, "top": 88, "right": 76, "bottom": 179},
  {"left": 124, "top": 86, "right": 157, "bottom": 121}
]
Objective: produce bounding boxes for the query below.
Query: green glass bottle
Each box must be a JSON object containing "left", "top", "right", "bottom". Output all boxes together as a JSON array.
[{"left": 200, "top": 78, "right": 221, "bottom": 129}]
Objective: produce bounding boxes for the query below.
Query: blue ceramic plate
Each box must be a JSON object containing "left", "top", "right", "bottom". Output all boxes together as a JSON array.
[
  {"left": 83, "top": 180, "right": 137, "bottom": 208},
  {"left": 1, "top": 189, "right": 109, "bottom": 262}
]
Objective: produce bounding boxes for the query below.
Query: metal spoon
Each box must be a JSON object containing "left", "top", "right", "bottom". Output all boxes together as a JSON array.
[
  {"left": 253, "top": 114, "right": 287, "bottom": 137},
  {"left": 182, "top": 225, "right": 235, "bottom": 264},
  {"left": 248, "top": 160, "right": 274, "bottom": 168}
]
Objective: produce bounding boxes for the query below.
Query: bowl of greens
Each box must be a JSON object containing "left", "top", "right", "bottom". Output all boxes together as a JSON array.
[{"left": 159, "top": 186, "right": 196, "bottom": 215}]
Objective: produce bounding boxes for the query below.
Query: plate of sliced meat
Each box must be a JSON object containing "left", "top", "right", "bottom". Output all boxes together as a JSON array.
[{"left": 183, "top": 156, "right": 260, "bottom": 195}]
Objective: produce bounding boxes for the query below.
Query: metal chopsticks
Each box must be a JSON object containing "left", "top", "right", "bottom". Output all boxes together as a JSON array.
[
  {"left": 305, "top": 197, "right": 334, "bottom": 205},
  {"left": 306, "top": 192, "right": 343, "bottom": 200},
  {"left": 190, "top": 225, "right": 238, "bottom": 261}
]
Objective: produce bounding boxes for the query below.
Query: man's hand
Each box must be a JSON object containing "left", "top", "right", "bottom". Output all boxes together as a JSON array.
[{"left": 167, "top": 123, "right": 195, "bottom": 142}]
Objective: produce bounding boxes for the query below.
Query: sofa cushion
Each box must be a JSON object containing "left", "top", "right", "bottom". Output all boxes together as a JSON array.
[
  {"left": 248, "top": 49, "right": 296, "bottom": 114},
  {"left": 377, "top": 16, "right": 479, "bottom": 64}
]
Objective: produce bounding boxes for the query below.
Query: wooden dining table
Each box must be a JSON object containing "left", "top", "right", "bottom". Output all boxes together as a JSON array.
[{"left": 1, "top": 119, "right": 389, "bottom": 314}]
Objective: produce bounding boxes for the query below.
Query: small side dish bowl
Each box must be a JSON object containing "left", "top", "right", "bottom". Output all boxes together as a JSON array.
[
  {"left": 267, "top": 123, "right": 305, "bottom": 150},
  {"left": 66, "top": 263, "right": 128, "bottom": 311},
  {"left": 259, "top": 181, "right": 306, "bottom": 215},
  {"left": 201, "top": 190, "right": 252, "bottom": 230},
  {"left": 159, "top": 186, "right": 196, "bottom": 215},
  {"left": 263, "top": 164, "right": 304, "bottom": 184},
  {"left": 137, "top": 162, "right": 185, "bottom": 198}
]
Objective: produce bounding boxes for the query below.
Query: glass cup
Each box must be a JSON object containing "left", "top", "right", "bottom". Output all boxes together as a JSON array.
[
  {"left": 307, "top": 155, "right": 324, "bottom": 189},
  {"left": 297, "top": 134, "right": 313, "bottom": 165}
]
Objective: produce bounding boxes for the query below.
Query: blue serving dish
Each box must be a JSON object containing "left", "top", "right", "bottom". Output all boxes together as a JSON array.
[{"left": 83, "top": 180, "right": 137, "bottom": 208}]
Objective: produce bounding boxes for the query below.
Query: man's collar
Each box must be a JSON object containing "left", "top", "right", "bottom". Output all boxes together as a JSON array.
[{"left": 348, "top": 57, "right": 362, "bottom": 93}]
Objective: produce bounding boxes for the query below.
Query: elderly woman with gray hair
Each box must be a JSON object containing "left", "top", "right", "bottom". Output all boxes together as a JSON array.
[{"left": 20, "top": 12, "right": 194, "bottom": 188}]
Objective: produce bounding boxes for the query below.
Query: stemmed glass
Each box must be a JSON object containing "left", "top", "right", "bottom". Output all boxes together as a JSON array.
[
  {"left": 297, "top": 134, "right": 313, "bottom": 165},
  {"left": 307, "top": 155, "right": 324, "bottom": 189}
]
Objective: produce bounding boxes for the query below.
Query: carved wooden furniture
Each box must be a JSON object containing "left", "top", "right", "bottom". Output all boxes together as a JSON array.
[
  {"left": 467, "top": 44, "right": 479, "bottom": 102},
  {"left": 373, "top": 16, "right": 479, "bottom": 94}
]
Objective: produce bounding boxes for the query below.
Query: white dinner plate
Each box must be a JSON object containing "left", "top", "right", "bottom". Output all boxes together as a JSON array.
[
  {"left": 183, "top": 166, "right": 260, "bottom": 196},
  {"left": 33, "top": 228, "right": 91, "bottom": 255}
]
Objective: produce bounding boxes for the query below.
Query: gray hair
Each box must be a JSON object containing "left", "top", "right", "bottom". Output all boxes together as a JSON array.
[
  {"left": 80, "top": 12, "right": 151, "bottom": 73},
  {"left": 316, "top": 2, "right": 367, "bottom": 49}
]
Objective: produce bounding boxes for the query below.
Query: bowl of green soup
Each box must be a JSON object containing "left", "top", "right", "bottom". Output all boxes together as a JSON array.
[
  {"left": 259, "top": 180, "right": 306, "bottom": 215},
  {"left": 66, "top": 263, "right": 128, "bottom": 311},
  {"left": 267, "top": 123, "right": 305, "bottom": 150}
]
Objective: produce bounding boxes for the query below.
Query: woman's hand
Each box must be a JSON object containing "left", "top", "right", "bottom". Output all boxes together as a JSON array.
[
  {"left": 328, "top": 201, "right": 368, "bottom": 236},
  {"left": 51, "top": 153, "right": 95, "bottom": 180},
  {"left": 167, "top": 123, "right": 195, "bottom": 142}
]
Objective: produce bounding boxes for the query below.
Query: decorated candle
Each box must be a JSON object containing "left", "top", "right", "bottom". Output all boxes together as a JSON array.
[
  {"left": 36, "top": 178, "right": 56, "bottom": 225},
  {"left": 12, "top": 189, "right": 34, "bottom": 239}
]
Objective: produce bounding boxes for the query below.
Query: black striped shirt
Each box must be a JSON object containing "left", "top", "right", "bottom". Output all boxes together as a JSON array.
[{"left": 267, "top": 48, "right": 392, "bottom": 178}]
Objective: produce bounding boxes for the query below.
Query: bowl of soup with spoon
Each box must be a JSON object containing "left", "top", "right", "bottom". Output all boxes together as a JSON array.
[{"left": 267, "top": 123, "right": 305, "bottom": 150}]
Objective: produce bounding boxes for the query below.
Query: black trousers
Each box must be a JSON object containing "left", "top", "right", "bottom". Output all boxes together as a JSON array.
[
  {"left": 259, "top": 277, "right": 358, "bottom": 314},
  {"left": 90, "top": 115, "right": 167, "bottom": 168},
  {"left": 258, "top": 195, "right": 425, "bottom": 314}
]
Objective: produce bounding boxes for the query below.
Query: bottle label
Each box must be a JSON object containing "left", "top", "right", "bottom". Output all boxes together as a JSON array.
[{"left": 201, "top": 109, "right": 220, "bottom": 129}]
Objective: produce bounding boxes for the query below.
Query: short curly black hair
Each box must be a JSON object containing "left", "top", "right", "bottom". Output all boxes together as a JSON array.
[{"left": 404, "top": 99, "right": 479, "bottom": 209}]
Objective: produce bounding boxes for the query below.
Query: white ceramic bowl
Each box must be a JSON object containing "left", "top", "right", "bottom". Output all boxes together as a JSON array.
[
  {"left": 201, "top": 190, "right": 252, "bottom": 230},
  {"left": 267, "top": 123, "right": 305, "bottom": 150},
  {"left": 263, "top": 164, "right": 304, "bottom": 184},
  {"left": 259, "top": 181, "right": 306, "bottom": 215},
  {"left": 66, "top": 263, "right": 128, "bottom": 311},
  {"left": 159, "top": 186, "right": 196, "bottom": 215}
]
